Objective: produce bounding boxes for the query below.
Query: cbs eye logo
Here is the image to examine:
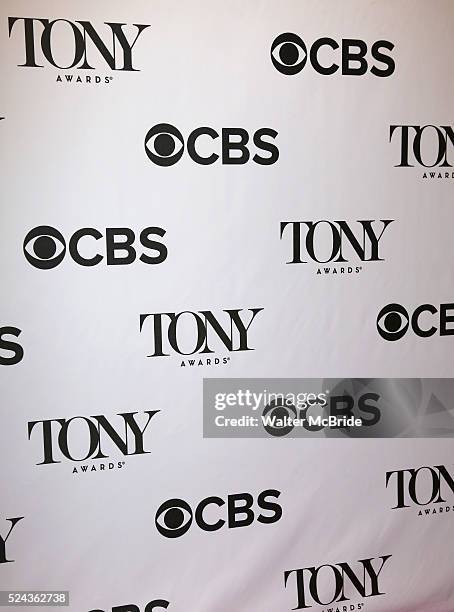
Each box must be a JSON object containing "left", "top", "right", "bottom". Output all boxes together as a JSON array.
[
  {"left": 23, "top": 226, "right": 66, "bottom": 270},
  {"left": 377, "top": 303, "right": 409, "bottom": 341},
  {"left": 377, "top": 302, "right": 454, "bottom": 341},
  {"left": 271, "top": 33, "right": 308, "bottom": 75},
  {"left": 144, "top": 123, "right": 279, "bottom": 167},
  {"left": 262, "top": 399, "right": 298, "bottom": 437},
  {"left": 155, "top": 490, "right": 282, "bottom": 538},
  {"left": 270, "top": 32, "right": 395, "bottom": 77},
  {"left": 23, "top": 225, "right": 167, "bottom": 269},
  {"left": 144, "top": 123, "right": 184, "bottom": 167},
  {"left": 155, "top": 498, "right": 193, "bottom": 538}
]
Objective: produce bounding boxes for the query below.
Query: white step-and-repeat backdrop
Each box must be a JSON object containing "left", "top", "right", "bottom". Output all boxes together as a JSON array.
[{"left": 1, "top": 1, "right": 454, "bottom": 611}]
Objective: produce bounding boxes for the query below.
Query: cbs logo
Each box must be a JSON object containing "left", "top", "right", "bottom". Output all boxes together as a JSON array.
[
  {"left": 271, "top": 33, "right": 395, "bottom": 77},
  {"left": 377, "top": 302, "right": 454, "bottom": 341},
  {"left": 0, "top": 326, "right": 23, "bottom": 366},
  {"left": 89, "top": 601, "right": 169, "bottom": 612},
  {"left": 23, "top": 225, "right": 167, "bottom": 270},
  {"left": 144, "top": 123, "right": 279, "bottom": 167},
  {"left": 262, "top": 399, "right": 298, "bottom": 437},
  {"left": 155, "top": 489, "right": 282, "bottom": 538}
]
